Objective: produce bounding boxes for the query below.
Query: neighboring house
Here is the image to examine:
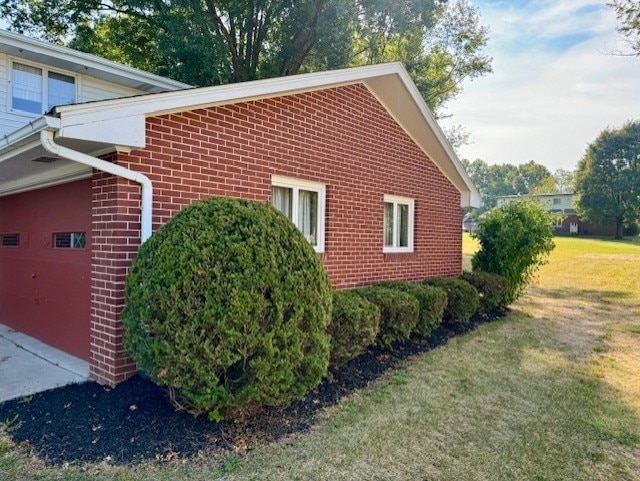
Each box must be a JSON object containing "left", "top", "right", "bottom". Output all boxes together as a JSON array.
[
  {"left": 496, "top": 193, "right": 616, "bottom": 236},
  {"left": 0, "top": 32, "right": 480, "bottom": 387}
]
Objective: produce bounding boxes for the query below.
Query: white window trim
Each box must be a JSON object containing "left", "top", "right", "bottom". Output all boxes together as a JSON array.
[
  {"left": 383, "top": 194, "right": 415, "bottom": 253},
  {"left": 8, "top": 58, "right": 80, "bottom": 117},
  {"left": 271, "top": 175, "right": 326, "bottom": 253}
]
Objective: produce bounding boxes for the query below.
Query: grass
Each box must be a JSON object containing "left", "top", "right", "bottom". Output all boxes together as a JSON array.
[{"left": 2, "top": 235, "right": 640, "bottom": 480}]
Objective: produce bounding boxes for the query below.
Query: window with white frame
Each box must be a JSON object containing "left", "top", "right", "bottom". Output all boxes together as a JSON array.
[
  {"left": 11, "top": 61, "right": 76, "bottom": 115},
  {"left": 383, "top": 195, "right": 414, "bottom": 253},
  {"left": 271, "top": 176, "right": 326, "bottom": 253}
]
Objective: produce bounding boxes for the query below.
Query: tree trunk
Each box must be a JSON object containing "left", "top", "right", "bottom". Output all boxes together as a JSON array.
[{"left": 616, "top": 217, "right": 624, "bottom": 239}]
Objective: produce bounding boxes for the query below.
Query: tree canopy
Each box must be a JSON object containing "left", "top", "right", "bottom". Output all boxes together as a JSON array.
[
  {"left": 609, "top": 0, "right": 640, "bottom": 55},
  {"left": 574, "top": 120, "right": 640, "bottom": 239},
  {"left": 461, "top": 159, "right": 551, "bottom": 212},
  {"left": 0, "top": 0, "right": 492, "bottom": 113}
]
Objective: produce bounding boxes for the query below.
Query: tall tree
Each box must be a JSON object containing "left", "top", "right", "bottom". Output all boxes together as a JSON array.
[
  {"left": 350, "top": 0, "right": 492, "bottom": 112},
  {"left": 554, "top": 168, "right": 575, "bottom": 194},
  {"left": 0, "top": 0, "right": 492, "bottom": 112},
  {"left": 574, "top": 120, "right": 640, "bottom": 239},
  {"left": 609, "top": 0, "right": 640, "bottom": 55},
  {"left": 0, "top": 0, "right": 344, "bottom": 83}
]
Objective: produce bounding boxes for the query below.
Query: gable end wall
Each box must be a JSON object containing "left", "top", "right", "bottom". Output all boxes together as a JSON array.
[{"left": 90, "top": 83, "right": 462, "bottom": 385}]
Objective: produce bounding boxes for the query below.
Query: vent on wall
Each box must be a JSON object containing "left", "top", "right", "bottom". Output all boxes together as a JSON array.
[
  {"left": 1, "top": 233, "right": 20, "bottom": 247},
  {"left": 32, "top": 156, "right": 58, "bottom": 163}
]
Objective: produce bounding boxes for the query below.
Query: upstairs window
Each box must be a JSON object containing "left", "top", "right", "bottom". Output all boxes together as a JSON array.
[
  {"left": 271, "top": 176, "right": 326, "bottom": 253},
  {"left": 383, "top": 195, "right": 415, "bottom": 253},
  {"left": 11, "top": 62, "right": 76, "bottom": 115}
]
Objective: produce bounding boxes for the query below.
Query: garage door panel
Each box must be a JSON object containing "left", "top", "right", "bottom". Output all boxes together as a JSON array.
[{"left": 0, "top": 179, "right": 92, "bottom": 360}]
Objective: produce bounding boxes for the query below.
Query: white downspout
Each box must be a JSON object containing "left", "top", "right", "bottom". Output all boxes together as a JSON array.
[{"left": 40, "top": 129, "right": 153, "bottom": 242}]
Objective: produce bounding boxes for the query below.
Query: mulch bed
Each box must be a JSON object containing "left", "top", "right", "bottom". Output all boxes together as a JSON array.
[{"left": 0, "top": 311, "right": 503, "bottom": 466}]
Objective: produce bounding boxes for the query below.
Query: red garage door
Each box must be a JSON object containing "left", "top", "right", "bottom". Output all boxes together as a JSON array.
[{"left": 0, "top": 179, "right": 92, "bottom": 360}]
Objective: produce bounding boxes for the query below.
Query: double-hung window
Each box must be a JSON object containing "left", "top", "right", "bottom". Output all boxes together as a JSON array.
[
  {"left": 271, "top": 176, "right": 326, "bottom": 253},
  {"left": 11, "top": 61, "right": 76, "bottom": 115},
  {"left": 383, "top": 195, "right": 414, "bottom": 253}
]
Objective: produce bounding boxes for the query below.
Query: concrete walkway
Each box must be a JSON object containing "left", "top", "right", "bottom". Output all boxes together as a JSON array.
[{"left": 0, "top": 323, "right": 89, "bottom": 403}]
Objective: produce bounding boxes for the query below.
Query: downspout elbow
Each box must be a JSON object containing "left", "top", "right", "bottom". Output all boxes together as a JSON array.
[{"left": 39, "top": 130, "right": 153, "bottom": 242}]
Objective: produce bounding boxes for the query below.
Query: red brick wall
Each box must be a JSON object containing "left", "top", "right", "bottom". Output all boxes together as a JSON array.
[{"left": 90, "top": 83, "right": 463, "bottom": 384}]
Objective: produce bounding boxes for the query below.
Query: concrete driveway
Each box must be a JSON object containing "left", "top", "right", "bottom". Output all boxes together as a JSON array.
[{"left": 0, "top": 323, "right": 89, "bottom": 403}]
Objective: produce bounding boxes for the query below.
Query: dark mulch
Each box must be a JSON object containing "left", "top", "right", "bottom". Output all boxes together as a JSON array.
[{"left": 0, "top": 311, "right": 503, "bottom": 466}]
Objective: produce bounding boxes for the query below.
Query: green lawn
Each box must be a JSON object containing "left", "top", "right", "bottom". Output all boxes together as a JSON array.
[{"left": 2, "top": 235, "right": 640, "bottom": 480}]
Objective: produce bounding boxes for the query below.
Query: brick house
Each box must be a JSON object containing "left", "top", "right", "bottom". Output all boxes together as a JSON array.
[
  {"left": 0, "top": 32, "right": 480, "bottom": 386},
  {"left": 496, "top": 193, "right": 616, "bottom": 236}
]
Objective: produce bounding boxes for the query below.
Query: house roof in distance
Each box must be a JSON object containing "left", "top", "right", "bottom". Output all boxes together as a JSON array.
[{"left": 0, "top": 29, "right": 191, "bottom": 93}]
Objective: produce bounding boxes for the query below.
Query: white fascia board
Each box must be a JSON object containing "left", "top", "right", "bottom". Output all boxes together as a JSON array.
[
  {"left": 54, "top": 64, "right": 405, "bottom": 149},
  {"left": 0, "top": 29, "right": 190, "bottom": 92},
  {"left": 54, "top": 63, "right": 404, "bottom": 121}
]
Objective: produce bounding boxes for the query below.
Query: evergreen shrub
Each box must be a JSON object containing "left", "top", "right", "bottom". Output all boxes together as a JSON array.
[
  {"left": 460, "top": 270, "right": 508, "bottom": 312},
  {"left": 424, "top": 277, "right": 479, "bottom": 325},
  {"left": 122, "top": 197, "right": 332, "bottom": 420},
  {"left": 328, "top": 290, "right": 381, "bottom": 367},
  {"left": 377, "top": 281, "right": 447, "bottom": 337},
  {"left": 356, "top": 287, "right": 419, "bottom": 348},
  {"left": 472, "top": 201, "right": 554, "bottom": 304}
]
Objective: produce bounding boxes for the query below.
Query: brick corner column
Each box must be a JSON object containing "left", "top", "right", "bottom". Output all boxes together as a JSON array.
[{"left": 89, "top": 170, "right": 141, "bottom": 386}]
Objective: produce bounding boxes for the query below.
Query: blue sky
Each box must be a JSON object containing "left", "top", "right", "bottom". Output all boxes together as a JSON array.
[{"left": 439, "top": 0, "right": 640, "bottom": 171}]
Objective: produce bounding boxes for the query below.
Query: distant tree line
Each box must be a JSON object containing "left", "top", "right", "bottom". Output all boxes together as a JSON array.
[{"left": 461, "top": 159, "right": 574, "bottom": 216}]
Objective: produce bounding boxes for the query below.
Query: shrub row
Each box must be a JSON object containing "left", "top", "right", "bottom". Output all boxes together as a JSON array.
[
  {"left": 328, "top": 271, "right": 509, "bottom": 368},
  {"left": 123, "top": 197, "right": 513, "bottom": 421}
]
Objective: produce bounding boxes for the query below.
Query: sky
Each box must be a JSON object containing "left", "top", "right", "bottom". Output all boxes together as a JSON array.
[{"left": 438, "top": 0, "right": 640, "bottom": 172}]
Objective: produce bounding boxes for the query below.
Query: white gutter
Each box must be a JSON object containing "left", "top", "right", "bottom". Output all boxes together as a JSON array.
[{"left": 39, "top": 130, "right": 153, "bottom": 242}]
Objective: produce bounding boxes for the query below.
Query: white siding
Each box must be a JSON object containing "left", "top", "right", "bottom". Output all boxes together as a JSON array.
[
  {"left": 80, "top": 76, "right": 145, "bottom": 103},
  {"left": 496, "top": 194, "right": 574, "bottom": 211},
  {"left": 0, "top": 53, "right": 148, "bottom": 138}
]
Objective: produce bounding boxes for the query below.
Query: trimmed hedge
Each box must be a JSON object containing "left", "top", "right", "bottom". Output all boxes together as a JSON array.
[
  {"left": 423, "top": 277, "right": 479, "bottom": 325},
  {"left": 377, "top": 281, "right": 447, "bottom": 337},
  {"left": 122, "top": 197, "right": 332, "bottom": 420},
  {"left": 460, "top": 270, "right": 508, "bottom": 312},
  {"left": 328, "top": 291, "right": 381, "bottom": 367},
  {"left": 356, "top": 287, "right": 419, "bottom": 348}
]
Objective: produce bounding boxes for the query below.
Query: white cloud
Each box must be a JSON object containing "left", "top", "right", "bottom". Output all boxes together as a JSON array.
[{"left": 440, "top": 0, "right": 640, "bottom": 170}]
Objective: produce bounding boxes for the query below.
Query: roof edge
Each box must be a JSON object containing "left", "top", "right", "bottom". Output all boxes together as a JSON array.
[
  {"left": 51, "top": 62, "right": 479, "bottom": 207},
  {"left": 0, "top": 29, "right": 191, "bottom": 92}
]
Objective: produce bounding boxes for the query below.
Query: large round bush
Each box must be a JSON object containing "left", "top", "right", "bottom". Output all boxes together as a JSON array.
[{"left": 123, "top": 197, "right": 332, "bottom": 419}]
